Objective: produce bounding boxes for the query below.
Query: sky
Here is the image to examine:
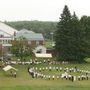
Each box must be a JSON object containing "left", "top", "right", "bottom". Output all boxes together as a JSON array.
[{"left": 0, "top": 0, "right": 89, "bottom": 21}]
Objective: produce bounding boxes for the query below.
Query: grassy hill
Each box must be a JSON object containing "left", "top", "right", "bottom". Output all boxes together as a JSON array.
[{"left": 0, "top": 60, "right": 90, "bottom": 90}]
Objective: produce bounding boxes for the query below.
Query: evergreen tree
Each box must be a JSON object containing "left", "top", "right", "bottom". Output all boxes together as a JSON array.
[
  {"left": 55, "top": 5, "right": 87, "bottom": 62},
  {"left": 70, "top": 12, "right": 87, "bottom": 62},
  {"left": 80, "top": 16, "right": 90, "bottom": 57}
]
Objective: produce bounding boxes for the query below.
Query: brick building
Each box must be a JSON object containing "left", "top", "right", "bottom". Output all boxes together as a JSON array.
[{"left": 15, "top": 29, "right": 44, "bottom": 46}]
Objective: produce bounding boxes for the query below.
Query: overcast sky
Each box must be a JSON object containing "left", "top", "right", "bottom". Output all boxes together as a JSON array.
[{"left": 0, "top": 0, "right": 89, "bottom": 21}]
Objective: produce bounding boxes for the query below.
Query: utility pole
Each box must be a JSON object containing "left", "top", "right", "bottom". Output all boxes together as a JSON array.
[{"left": 50, "top": 32, "right": 54, "bottom": 46}]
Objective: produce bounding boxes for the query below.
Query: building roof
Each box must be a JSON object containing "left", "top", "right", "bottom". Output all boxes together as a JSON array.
[
  {"left": 0, "top": 22, "right": 18, "bottom": 37},
  {"left": 16, "top": 29, "right": 44, "bottom": 41},
  {"left": 17, "top": 29, "right": 35, "bottom": 34},
  {"left": 35, "top": 53, "right": 52, "bottom": 58}
]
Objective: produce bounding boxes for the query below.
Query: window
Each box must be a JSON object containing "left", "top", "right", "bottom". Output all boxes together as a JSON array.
[
  {"left": 36, "top": 41, "right": 39, "bottom": 45},
  {"left": 28, "top": 41, "right": 31, "bottom": 45}
]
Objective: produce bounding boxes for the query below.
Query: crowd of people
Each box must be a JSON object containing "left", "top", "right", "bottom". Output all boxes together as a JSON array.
[
  {"left": 3, "top": 59, "right": 70, "bottom": 65},
  {"left": 28, "top": 66, "right": 90, "bottom": 82},
  {"left": 2, "top": 58, "right": 90, "bottom": 81}
]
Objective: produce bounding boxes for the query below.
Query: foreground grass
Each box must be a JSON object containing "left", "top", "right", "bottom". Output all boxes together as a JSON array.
[
  {"left": 0, "top": 62, "right": 90, "bottom": 90},
  {"left": 0, "top": 85, "right": 90, "bottom": 90}
]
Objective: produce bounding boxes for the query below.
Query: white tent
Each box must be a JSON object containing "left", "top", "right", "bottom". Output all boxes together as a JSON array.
[
  {"left": 35, "top": 53, "right": 52, "bottom": 58},
  {"left": 3, "top": 65, "right": 18, "bottom": 72}
]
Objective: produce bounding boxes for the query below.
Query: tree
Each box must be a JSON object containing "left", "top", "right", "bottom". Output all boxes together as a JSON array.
[
  {"left": 0, "top": 46, "right": 2, "bottom": 58},
  {"left": 55, "top": 5, "right": 87, "bottom": 62},
  {"left": 70, "top": 12, "right": 88, "bottom": 62},
  {"left": 11, "top": 37, "right": 34, "bottom": 61},
  {"left": 80, "top": 16, "right": 90, "bottom": 57}
]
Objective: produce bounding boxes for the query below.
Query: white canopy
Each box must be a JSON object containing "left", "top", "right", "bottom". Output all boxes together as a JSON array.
[
  {"left": 3, "top": 65, "right": 18, "bottom": 72},
  {"left": 35, "top": 53, "right": 52, "bottom": 58}
]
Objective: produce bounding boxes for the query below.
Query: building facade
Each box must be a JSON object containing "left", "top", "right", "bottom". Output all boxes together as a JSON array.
[
  {"left": 0, "top": 22, "right": 18, "bottom": 58},
  {"left": 15, "top": 29, "right": 44, "bottom": 46}
]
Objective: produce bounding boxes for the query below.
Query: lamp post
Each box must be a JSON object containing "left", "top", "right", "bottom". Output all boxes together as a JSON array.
[{"left": 50, "top": 32, "right": 54, "bottom": 46}]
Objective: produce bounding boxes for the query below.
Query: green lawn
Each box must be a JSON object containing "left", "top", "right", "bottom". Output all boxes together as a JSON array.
[{"left": 0, "top": 62, "right": 90, "bottom": 90}]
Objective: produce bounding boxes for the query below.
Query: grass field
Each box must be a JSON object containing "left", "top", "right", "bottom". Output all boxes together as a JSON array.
[{"left": 0, "top": 61, "right": 90, "bottom": 90}]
